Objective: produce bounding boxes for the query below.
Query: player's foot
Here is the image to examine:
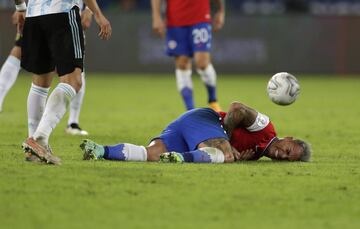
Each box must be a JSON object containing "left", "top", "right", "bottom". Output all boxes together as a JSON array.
[
  {"left": 209, "top": 102, "right": 222, "bottom": 112},
  {"left": 80, "top": 139, "right": 105, "bottom": 160},
  {"left": 65, "top": 123, "right": 89, "bottom": 136},
  {"left": 24, "top": 145, "right": 55, "bottom": 163},
  {"left": 159, "top": 152, "right": 184, "bottom": 163},
  {"left": 24, "top": 152, "right": 42, "bottom": 163},
  {"left": 21, "top": 137, "right": 61, "bottom": 165}
]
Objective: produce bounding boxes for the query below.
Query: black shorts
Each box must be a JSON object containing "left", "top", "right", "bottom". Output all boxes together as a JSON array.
[
  {"left": 21, "top": 6, "right": 84, "bottom": 76},
  {"left": 14, "top": 33, "right": 22, "bottom": 47}
]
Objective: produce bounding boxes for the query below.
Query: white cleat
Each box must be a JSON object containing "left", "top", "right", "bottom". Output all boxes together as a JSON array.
[{"left": 65, "top": 123, "right": 89, "bottom": 136}]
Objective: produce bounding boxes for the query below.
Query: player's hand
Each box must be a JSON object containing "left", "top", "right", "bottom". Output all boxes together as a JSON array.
[
  {"left": 234, "top": 149, "right": 255, "bottom": 161},
  {"left": 94, "top": 13, "right": 111, "bottom": 40},
  {"left": 81, "top": 7, "right": 93, "bottom": 30},
  {"left": 212, "top": 11, "right": 225, "bottom": 32},
  {"left": 152, "top": 17, "right": 165, "bottom": 38},
  {"left": 12, "top": 11, "right": 26, "bottom": 33}
]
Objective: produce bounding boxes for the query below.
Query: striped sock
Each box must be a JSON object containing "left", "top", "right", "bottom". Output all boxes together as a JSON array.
[
  {"left": 27, "top": 83, "right": 50, "bottom": 136},
  {"left": 33, "top": 83, "right": 76, "bottom": 146}
]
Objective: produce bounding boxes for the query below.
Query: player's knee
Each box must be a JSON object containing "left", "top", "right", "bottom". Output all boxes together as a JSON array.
[
  {"left": 60, "top": 78, "right": 82, "bottom": 92},
  {"left": 32, "top": 74, "right": 53, "bottom": 88},
  {"left": 72, "top": 80, "right": 82, "bottom": 93},
  {"left": 175, "top": 56, "right": 191, "bottom": 70},
  {"left": 60, "top": 70, "right": 83, "bottom": 92},
  {"left": 195, "top": 62, "right": 207, "bottom": 71},
  {"left": 194, "top": 59, "right": 210, "bottom": 70}
]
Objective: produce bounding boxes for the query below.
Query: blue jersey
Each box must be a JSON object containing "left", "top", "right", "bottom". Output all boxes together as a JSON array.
[
  {"left": 155, "top": 108, "right": 228, "bottom": 153},
  {"left": 166, "top": 22, "right": 212, "bottom": 57}
]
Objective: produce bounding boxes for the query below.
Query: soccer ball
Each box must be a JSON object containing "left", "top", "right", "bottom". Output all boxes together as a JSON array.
[{"left": 267, "top": 72, "right": 300, "bottom": 105}]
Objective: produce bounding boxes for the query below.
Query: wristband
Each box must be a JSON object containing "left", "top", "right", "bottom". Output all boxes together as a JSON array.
[{"left": 15, "top": 2, "right": 27, "bottom": 12}]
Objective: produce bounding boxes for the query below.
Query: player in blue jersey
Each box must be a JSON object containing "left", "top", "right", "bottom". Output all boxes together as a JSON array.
[{"left": 80, "top": 102, "right": 311, "bottom": 163}]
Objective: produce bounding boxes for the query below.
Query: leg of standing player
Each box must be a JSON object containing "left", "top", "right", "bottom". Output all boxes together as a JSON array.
[
  {"left": 175, "top": 55, "right": 194, "bottom": 110},
  {"left": 21, "top": 7, "right": 86, "bottom": 165},
  {"left": 0, "top": 34, "right": 22, "bottom": 112},
  {"left": 66, "top": 70, "right": 88, "bottom": 135},
  {"left": 192, "top": 22, "right": 221, "bottom": 112},
  {"left": 195, "top": 51, "right": 221, "bottom": 112},
  {"left": 166, "top": 26, "right": 196, "bottom": 110},
  {"left": 66, "top": 6, "right": 93, "bottom": 136}
]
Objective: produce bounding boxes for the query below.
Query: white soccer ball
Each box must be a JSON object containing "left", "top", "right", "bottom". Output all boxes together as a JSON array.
[{"left": 267, "top": 72, "right": 300, "bottom": 105}]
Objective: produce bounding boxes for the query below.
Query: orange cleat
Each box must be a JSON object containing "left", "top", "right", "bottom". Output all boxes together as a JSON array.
[{"left": 209, "top": 102, "right": 222, "bottom": 112}]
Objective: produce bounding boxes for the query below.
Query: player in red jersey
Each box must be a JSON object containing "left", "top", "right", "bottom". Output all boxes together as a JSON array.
[
  {"left": 151, "top": 0, "right": 225, "bottom": 112},
  {"left": 80, "top": 102, "right": 311, "bottom": 163}
]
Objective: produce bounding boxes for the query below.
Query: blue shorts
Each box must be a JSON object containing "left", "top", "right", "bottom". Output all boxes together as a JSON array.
[
  {"left": 166, "top": 22, "right": 212, "bottom": 57},
  {"left": 155, "top": 108, "right": 228, "bottom": 153}
]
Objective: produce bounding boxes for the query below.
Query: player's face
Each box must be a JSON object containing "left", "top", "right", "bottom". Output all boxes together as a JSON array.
[{"left": 267, "top": 137, "right": 303, "bottom": 161}]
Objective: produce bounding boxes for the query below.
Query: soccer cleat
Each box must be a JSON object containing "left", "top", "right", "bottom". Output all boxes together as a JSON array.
[
  {"left": 21, "top": 137, "right": 61, "bottom": 165},
  {"left": 159, "top": 152, "right": 184, "bottom": 163},
  {"left": 80, "top": 139, "right": 105, "bottom": 160},
  {"left": 65, "top": 123, "right": 89, "bottom": 136},
  {"left": 24, "top": 152, "right": 42, "bottom": 163},
  {"left": 209, "top": 102, "right": 222, "bottom": 112}
]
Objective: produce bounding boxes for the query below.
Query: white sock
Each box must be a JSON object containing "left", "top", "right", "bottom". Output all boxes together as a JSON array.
[
  {"left": 123, "top": 144, "right": 147, "bottom": 161},
  {"left": 68, "top": 72, "right": 85, "bottom": 125},
  {"left": 33, "top": 83, "right": 76, "bottom": 146},
  {"left": 198, "top": 147, "right": 225, "bottom": 163},
  {"left": 104, "top": 143, "right": 147, "bottom": 161},
  {"left": 0, "top": 55, "right": 21, "bottom": 110},
  {"left": 27, "top": 83, "right": 50, "bottom": 137},
  {"left": 175, "top": 69, "right": 193, "bottom": 91},
  {"left": 197, "top": 64, "right": 217, "bottom": 87}
]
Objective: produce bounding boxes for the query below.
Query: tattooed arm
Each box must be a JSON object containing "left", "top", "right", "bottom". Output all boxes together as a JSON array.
[
  {"left": 223, "top": 102, "right": 258, "bottom": 138},
  {"left": 198, "top": 138, "right": 256, "bottom": 163},
  {"left": 198, "top": 138, "right": 234, "bottom": 162}
]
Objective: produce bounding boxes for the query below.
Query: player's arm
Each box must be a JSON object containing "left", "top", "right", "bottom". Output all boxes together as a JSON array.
[
  {"left": 83, "top": 0, "right": 111, "bottom": 40},
  {"left": 13, "top": 0, "right": 26, "bottom": 32},
  {"left": 151, "top": 0, "right": 165, "bottom": 38},
  {"left": 81, "top": 6, "right": 93, "bottom": 30},
  {"left": 223, "top": 102, "right": 258, "bottom": 139},
  {"left": 212, "top": 0, "right": 225, "bottom": 32},
  {"left": 200, "top": 138, "right": 255, "bottom": 162},
  {"left": 200, "top": 138, "right": 234, "bottom": 162}
]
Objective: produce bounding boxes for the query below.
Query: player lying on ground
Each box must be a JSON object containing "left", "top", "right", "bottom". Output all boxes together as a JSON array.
[{"left": 80, "top": 102, "right": 312, "bottom": 163}]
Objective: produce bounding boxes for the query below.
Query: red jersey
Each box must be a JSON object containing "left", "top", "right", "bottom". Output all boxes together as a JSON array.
[
  {"left": 219, "top": 112, "right": 277, "bottom": 160},
  {"left": 166, "top": 0, "right": 211, "bottom": 27}
]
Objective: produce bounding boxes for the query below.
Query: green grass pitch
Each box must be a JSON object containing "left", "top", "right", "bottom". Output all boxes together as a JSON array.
[{"left": 0, "top": 73, "right": 359, "bottom": 229}]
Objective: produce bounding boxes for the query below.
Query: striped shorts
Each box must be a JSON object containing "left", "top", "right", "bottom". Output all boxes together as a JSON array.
[{"left": 21, "top": 6, "right": 84, "bottom": 76}]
